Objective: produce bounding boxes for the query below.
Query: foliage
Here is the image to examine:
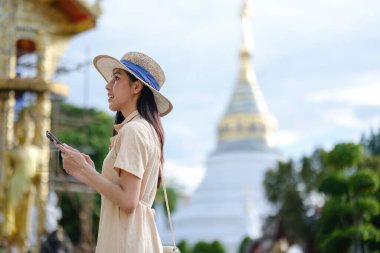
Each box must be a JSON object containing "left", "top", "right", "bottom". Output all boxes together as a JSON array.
[
  {"left": 317, "top": 143, "right": 380, "bottom": 253},
  {"left": 55, "top": 103, "right": 114, "bottom": 171},
  {"left": 192, "top": 241, "right": 210, "bottom": 253},
  {"left": 264, "top": 135, "right": 380, "bottom": 253},
  {"left": 53, "top": 102, "right": 114, "bottom": 243},
  {"left": 210, "top": 241, "right": 226, "bottom": 253},
  {"left": 318, "top": 173, "right": 348, "bottom": 197},
  {"left": 326, "top": 143, "right": 363, "bottom": 170},
  {"left": 264, "top": 155, "right": 320, "bottom": 251},
  {"left": 177, "top": 240, "right": 192, "bottom": 253},
  {"left": 361, "top": 129, "right": 380, "bottom": 155},
  {"left": 349, "top": 169, "right": 379, "bottom": 194},
  {"left": 155, "top": 186, "right": 179, "bottom": 214},
  {"left": 238, "top": 236, "right": 252, "bottom": 253},
  {"left": 177, "top": 240, "right": 227, "bottom": 253},
  {"left": 58, "top": 193, "right": 83, "bottom": 244},
  {"left": 192, "top": 240, "right": 226, "bottom": 253}
]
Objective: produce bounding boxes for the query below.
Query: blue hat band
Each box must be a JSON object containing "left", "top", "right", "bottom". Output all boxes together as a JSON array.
[{"left": 120, "top": 59, "right": 161, "bottom": 91}]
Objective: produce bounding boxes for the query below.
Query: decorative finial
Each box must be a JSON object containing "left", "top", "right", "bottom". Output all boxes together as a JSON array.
[
  {"left": 216, "top": 0, "right": 278, "bottom": 153},
  {"left": 239, "top": 0, "right": 255, "bottom": 82}
]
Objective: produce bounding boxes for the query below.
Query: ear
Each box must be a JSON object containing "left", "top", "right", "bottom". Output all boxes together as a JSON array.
[{"left": 133, "top": 81, "right": 144, "bottom": 94}]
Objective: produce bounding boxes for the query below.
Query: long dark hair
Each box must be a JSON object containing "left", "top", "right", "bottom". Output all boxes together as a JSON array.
[{"left": 113, "top": 71, "right": 164, "bottom": 187}]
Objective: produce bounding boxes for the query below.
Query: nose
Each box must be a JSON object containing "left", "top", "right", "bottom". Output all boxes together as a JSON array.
[{"left": 105, "top": 79, "right": 113, "bottom": 90}]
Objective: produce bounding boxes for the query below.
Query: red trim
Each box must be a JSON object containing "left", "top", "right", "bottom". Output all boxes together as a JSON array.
[
  {"left": 52, "top": 0, "right": 92, "bottom": 23},
  {"left": 16, "top": 39, "right": 36, "bottom": 58}
]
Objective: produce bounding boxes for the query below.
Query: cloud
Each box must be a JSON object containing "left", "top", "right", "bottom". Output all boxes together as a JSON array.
[
  {"left": 309, "top": 73, "right": 380, "bottom": 107},
  {"left": 272, "top": 130, "right": 301, "bottom": 148},
  {"left": 164, "top": 160, "right": 205, "bottom": 195},
  {"left": 323, "top": 107, "right": 366, "bottom": 129},
  {"left": 256, "top": 0, "right": 380, "bottom": 37},
  {"left": 254, "top": 0, "right": 380, "bottom": 64},
  {"left": 55, "top": 0, "right": 380, "bottom": 183}
]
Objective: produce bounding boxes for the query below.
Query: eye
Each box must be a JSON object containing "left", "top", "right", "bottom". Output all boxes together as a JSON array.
[{"left": 114, "top": 75, "right": 120, "bottom": 81}]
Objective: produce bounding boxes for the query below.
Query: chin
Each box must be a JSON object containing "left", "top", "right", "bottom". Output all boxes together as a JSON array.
[{"left": 108, "top": 104, "right": 119, "bottom": 112}]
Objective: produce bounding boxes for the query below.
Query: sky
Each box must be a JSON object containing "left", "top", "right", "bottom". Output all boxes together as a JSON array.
[{"left": 55, "top": 0, "right": 380, "bottom": 193}]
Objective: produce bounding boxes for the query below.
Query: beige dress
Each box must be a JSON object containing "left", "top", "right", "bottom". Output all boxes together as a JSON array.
[{"left": 96, "top": 110, "right": 163, "bottom": 253}]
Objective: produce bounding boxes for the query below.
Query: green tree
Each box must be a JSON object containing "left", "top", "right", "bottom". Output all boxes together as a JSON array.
[
  {"left": 191, "top": 240, "right": 226, "bottom": 253},
  {"left": 58, "top": 193, "right": 83, "bottom": 244},
  {"left": 264, "top": 156, "right": 320, "bottom": 252},
  {"left": 53, "top": 102, "right": 114, "bottom": 243},
  {"left": 210, "top": 240, "right": 226, "bottom": 253},
  {"left": 238, "top": 236, "right": 252, "bottom": 253},
  {"left": 361, "top": 128, "right": 380, "bottom": 155},
  {"left": 361, "top": 129, "right": 380, "bottom": 251},
  {"left": 192, "top": 241, "right": 209, "bottom": 253},
  {"left": 155, "top": 186, "right": 180, "bottom": 214},
  {"left": 55, "top": 103, "right": 113, "bottom": 170},
  {"left": 177, "top": 240, "right": 192, "bottom": 253},
  {"left": 317, "top": 143, "right": 380, "bottom": 253},
  {"left": 264, "top": 129, "right": 380, "bottom": 253}
]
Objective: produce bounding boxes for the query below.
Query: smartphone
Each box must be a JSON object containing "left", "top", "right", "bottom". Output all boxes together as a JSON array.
[{"left": 46, "top": 130, "right": 62, "bottom": 145}]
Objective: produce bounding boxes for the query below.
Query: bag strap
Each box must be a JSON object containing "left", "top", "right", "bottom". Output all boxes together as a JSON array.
[{"left": 159, "top": 165, "right": 177, "bottom": 247}]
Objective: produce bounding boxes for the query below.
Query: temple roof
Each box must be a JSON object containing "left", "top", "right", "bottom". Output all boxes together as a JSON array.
[
  {"left": 40, "top": 0, "right": 101, "bottom": 33},
  {"left": 215, "top": 0, "right": 277, "bottom": 153}
]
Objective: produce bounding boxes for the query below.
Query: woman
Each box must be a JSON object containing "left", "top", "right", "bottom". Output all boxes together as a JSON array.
[{"left": 57, "top": 52, "right": 173, "bottom": 253}]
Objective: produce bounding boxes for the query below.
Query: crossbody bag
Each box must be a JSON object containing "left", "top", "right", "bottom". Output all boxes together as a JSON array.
[{"left": 160, "top": 165, "right": 181, "bottom": 253}]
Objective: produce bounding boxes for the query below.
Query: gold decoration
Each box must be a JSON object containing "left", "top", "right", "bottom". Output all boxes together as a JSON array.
[
  {"left": 218, "top": 114, "right": 277, "bottom": 141},
  {"left": 0, "top": 109, "right": 42, "bottom": 252},
  {"left": 217, "top": 0, "right": 278, "bottom": 148},
  {"left": 0, "top": 0, "right": 100, "bottom": 251}
]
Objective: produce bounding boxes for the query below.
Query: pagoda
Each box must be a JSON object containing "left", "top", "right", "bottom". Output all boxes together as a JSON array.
[{"left": 169, "top": 0, "right": 282, "bottom": 252}]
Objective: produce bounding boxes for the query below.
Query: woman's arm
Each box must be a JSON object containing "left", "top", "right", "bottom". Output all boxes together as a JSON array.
[
  {"left": 87, "top": 167, "right": 141, "bottom": 213},
  {"left": 58, "top": 144, "right": 141, "bottom": 214}
]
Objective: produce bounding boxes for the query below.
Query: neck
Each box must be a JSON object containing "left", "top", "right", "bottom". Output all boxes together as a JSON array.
[
  {"left": 121, "top": 105, "right": 138, "bottom": 119},
  {"left": 121, "top": 93, "right": 139, "bottom": 117}
]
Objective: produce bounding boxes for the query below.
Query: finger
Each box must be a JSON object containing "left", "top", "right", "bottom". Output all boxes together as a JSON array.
[
  {"left": 57, "top": 143, "right": 77, "bottom": 154},
  {"left": 63, "top": 144, "right": 79, "bottom": 152},
  {"left": 58, "top": 144, "right": 73, "bottom": 155},
  {"left": 55, "top": 143, "right": 64, "bottom": 152},
  {"left": 81, "top": 153, "right": 88, "bottom": 160},
  {"left": 56, "top": 144, "right": 67, "bottom": 153},
  {"left": 81, "top": 153, "right": 92, "bottom": 162},
  {"left": 82, "top": 154, "right": 92, "bottom": 164}
]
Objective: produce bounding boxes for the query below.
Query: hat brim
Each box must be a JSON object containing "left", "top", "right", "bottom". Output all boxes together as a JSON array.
[{"left": 93, "top": 55, "right": 173, "bottom": 117}]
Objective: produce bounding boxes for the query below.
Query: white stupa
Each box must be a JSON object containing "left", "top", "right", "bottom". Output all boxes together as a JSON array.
[{"left": 161, "top": 1, "right": 283, "bottom": 252}]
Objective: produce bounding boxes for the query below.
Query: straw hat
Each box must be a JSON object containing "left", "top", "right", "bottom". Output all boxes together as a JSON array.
[{"left": 93, "top": 52, "right": 173, "bottom": 116}]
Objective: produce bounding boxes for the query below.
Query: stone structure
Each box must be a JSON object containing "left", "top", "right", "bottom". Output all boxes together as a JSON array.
[
  {"left": 167, "top": 1, "right": 283, "bottom": 252},
  {"left": 0, "top": 0, "right": 100, "bottom": 251}
]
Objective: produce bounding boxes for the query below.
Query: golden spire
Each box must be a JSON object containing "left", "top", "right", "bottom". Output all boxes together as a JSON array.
[
  {"left": 216, "top": 0, "right": 278, "bottom": 153},
  {"left": 239, "top": 0, "right": 255, "bottom": 83}
]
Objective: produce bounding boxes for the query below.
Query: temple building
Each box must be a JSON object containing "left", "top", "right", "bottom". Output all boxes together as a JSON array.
[
  {"left": 0, "top": 0, "right": 100, "bottom": 251},
  {"left": 163, "top": 0, "right": 283, "bottom": 252}
]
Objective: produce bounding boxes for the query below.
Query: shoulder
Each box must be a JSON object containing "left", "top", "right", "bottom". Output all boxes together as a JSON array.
[{"left": 118, "top": 117, "right": 151, "bottom": 141}]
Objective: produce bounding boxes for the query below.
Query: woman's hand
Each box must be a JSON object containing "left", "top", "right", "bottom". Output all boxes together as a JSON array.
[{"left": 57, "top": 144, "right": 96, "bottom": 185}]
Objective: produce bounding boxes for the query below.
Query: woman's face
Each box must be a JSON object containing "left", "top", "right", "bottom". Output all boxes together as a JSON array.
[{"left": 106, "top": 69, "right": 139, "bottom": 112}]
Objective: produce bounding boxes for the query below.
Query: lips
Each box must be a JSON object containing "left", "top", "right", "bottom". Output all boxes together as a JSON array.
[{"left": 108, "top": 94, "right": 114, "bottom": 102}]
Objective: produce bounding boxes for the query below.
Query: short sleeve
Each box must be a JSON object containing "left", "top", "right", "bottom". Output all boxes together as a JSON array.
[{"left": 114, "top": 123, "right": 148, "bottom": 179}]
